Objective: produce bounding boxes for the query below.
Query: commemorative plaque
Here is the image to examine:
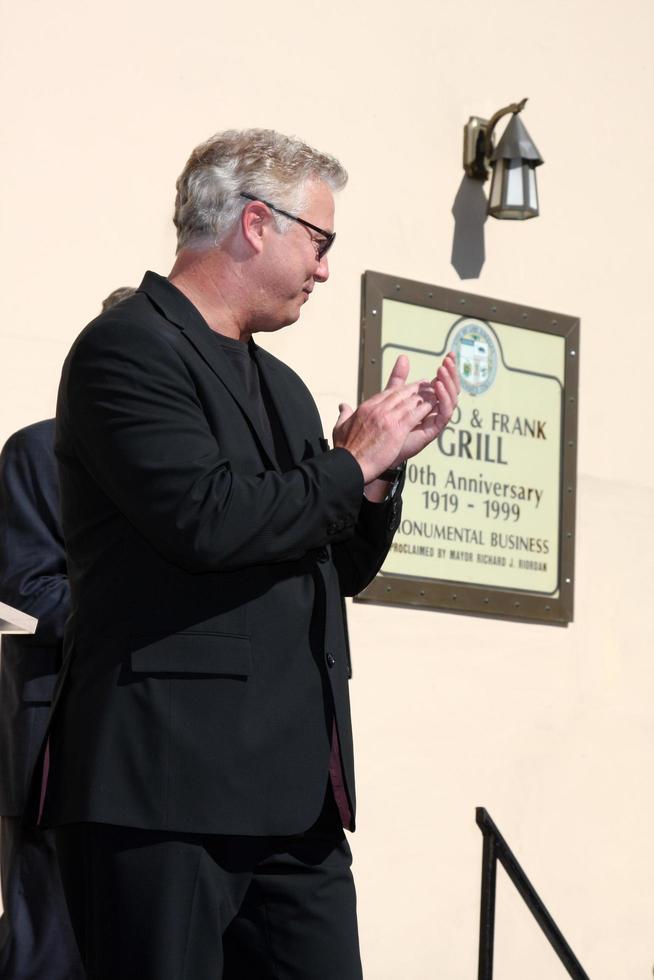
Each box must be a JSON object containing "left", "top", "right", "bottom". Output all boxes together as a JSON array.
[{"left": 354, "top": 272, "right": 579, "bottom": 625}]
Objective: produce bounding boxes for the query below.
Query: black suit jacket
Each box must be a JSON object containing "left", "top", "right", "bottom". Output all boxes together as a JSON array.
[
  {"left": 0, "top": 419, "right": 69, "bottom": 817},
  {"left": 41, "top": 272, "right": 401, "bottom": 836}
]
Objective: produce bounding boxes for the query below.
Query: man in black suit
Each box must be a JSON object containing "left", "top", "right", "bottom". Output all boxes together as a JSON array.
[
  {"left": 0, "top": 419, "right": 85, "bottom": 979},
  {"left": 0, "top": 288, "right": 133, "bottom": 979},
  {"left": 43, "top": 129, "right": 459, "bottom": 979}
]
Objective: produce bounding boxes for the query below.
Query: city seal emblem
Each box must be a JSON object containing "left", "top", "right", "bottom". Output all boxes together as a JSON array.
[{"left": 452, "top": 321, "right": 498, "bottom": 396}]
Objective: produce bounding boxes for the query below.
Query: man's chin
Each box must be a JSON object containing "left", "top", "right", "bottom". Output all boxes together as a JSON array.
[
  {"left": 285, "top": 296, "right": 307, "bottom": 326},
  {"left": 253, "top": 304, "right": 302, "bottom": 333}
]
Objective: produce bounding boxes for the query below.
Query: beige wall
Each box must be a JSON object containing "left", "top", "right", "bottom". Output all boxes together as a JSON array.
[{"left": 2, "top": 0, "right": 653, "bottom": 975}]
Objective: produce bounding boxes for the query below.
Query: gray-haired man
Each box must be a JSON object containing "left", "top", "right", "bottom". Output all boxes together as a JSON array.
[{"left": 42, "top": 130, "right": 459, "bottom": 979}]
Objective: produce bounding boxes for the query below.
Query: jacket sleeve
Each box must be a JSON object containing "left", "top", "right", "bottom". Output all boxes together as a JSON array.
[
  {"left": 330, "top": 470, "right": 405, "bottom": 597},
  {"left": 61, "top": 320, "right": 366, "bottom": 573},
  {"left": 0, "top": 424, "right": 70, "bottom": 642}
]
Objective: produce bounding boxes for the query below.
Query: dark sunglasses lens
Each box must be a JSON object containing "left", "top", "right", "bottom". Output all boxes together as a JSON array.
[{"left": 317, "top": 235, "right": 334, "bottom": 259}]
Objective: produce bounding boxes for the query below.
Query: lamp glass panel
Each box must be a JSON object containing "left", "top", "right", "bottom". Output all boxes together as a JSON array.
[
  {"left": 505, "top": 160, "right": 525, "bottom": 206},
  {"left": 528, "top": 167, "right": 538, "bottom": 210},
  {"left": 489, "top": 160, "right": 504, "bottom": 209}
]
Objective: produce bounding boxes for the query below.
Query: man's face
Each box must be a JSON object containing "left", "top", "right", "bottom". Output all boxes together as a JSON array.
[{"left": 256, "top": 178, "right": 335, "bottom": 331}]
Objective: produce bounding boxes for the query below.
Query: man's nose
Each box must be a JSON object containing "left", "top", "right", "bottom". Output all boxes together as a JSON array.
[{"left": 314, "top": 255, "right": 329, "bottom": 283}]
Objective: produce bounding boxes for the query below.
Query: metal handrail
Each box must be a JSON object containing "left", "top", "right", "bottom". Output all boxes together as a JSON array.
[{"left": 476, "top": 808, "right": 591, "bottom": 979}]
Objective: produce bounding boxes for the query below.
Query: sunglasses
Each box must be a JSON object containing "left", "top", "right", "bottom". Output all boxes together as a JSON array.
[{"left": 240, "top": 192, "right": 335, "bottom": 260}]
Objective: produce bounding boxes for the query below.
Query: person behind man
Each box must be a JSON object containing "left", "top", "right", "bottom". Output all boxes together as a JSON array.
[
  {"left": 100, "top": 286, "right": 135, "bottom": 312},
  {"left": 0, "top": 287, "right": 134, "bottom": 980},
  {"left": 41, "top": 129, "right": 459, "bottom": 979}
]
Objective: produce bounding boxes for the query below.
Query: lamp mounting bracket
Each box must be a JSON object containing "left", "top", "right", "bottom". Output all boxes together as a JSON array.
[{"left": 463, "top": 98, "right": 528, "bottom": 181}]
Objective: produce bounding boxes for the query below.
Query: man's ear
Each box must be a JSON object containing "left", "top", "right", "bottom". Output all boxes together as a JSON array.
[{"left": 241, "top": 200, "right": 270, "bottom": 255}]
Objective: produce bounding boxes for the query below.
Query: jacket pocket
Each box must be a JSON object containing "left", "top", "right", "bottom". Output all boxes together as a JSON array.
[
  {"left": 22, "top": 673, "right": 58, "bottom": 703},
  {"left": 130, "top": 632, "right": 252, "bottom": 676}
]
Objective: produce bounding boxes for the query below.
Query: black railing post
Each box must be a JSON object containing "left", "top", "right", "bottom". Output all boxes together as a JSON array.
[{"left": 477, "top": 822, "right": 497, "bottom": 980}]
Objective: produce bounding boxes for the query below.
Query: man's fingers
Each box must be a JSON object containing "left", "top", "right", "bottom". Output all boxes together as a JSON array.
[
  {"left": 384, "top": 354, "right": 410, "bottom": 390},
  {"left": 435, "top": 363, "right": 458, "bottom": 408},
  {"left": 381, "top": 350, "right": 457, "bottom": 400},
  {"left": 417, "top": 381, "right": 440, "bottom": 409},
  {"left": 336, "top": 402, "right": 355, "bottom": 426},
  {"left": 416, "top": 397, "right": 437, "bottom": 424},
  {"left": 361, "top": 380, "right": 429, "bottom": 417},
  {"left": 424, "top": 354, "right": 460, "bottom": 421},
  {"left": 430, "top": 353, "right": 461, "bottom": 396},
  {"left": 400, "top": 393, "right": 436, "bottom": 427},
  {"left": 444, "top": 351, "right": 461, "bottom": 393},
  {"left": 385, "top": 379, "right": 434, "bottom": 409},
  {"left": 433, "top": 379, "right": 453, "bottom": 422},
  {"left": 412, "top": 413, "right": 442, "bottom": 444}
]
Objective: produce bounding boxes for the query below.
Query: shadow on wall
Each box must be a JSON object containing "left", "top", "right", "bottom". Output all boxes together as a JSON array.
[{"left": 451, "top": 176, "right": 487, "bottom": 280}]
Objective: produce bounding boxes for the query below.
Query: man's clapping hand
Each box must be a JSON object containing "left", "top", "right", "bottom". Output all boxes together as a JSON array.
[{"left": 332, "top": 352, "right": 460, "bottom": 490}]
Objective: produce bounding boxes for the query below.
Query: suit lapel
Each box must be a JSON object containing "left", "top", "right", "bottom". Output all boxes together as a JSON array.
[
  {"left": 139, "top": 273, "right": 280, "bottom": 471},
  {"left": 253, "top": 347, "right": 321, "bottom": 467}
]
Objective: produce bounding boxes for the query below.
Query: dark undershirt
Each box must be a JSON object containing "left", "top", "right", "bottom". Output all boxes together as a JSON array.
[{"left": 207, "top": 333, "right": 292, "bottom": 469}]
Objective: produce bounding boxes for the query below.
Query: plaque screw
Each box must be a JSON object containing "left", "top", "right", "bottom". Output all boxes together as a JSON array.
[
  {"left": 370, "top": 358, "right": 376, "bottom": 364},
  {"left": 552, "top": 320, "right": 558, "bottom": 326},
  {"left": 395, "top": 284, "right": 401, "bottom": 291},
  {"left": 386, "top": 586, "right": 392, "bottom": 592},
  {"left": 570, "top": 350, "right": 576, "bottom": 356},
  {"left": 451, "top": 594, "right": 457, "bottom": 600},
  {"left": 514, "top": 601, "right": 520, "bottom": 608},
  {"left": 483, "top": 598, "right": 489, "bottom": 604},
  {"left": 428, "top": 292, "right": 433, "bottom": 299},
  {"left": 460, "top": 299, "right": 466, "bottom": 305},
  {"left": 545, "top": 605, "right": 551, "bottom": 612},
  {"left": 419, "top": 590, "right": 425, "bottom": 597},
  {"left": 491, "top": 306, "right": 497, "bottom": 313},
  {"left": 372, "top": 309, "right": 378, "bottom": 315},
  {"left": 565, "top": 578, "right": 571, "bottom": 584},
  {"left": 522, "top": 313, "right": 528, "bottom": 319}
]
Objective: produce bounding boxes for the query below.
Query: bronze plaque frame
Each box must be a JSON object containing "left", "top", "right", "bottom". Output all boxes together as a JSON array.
[{"left": 354, "top": 271, "right": 580, "bottom": 625}]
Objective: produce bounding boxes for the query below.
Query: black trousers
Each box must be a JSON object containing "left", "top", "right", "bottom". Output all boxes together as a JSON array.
[
  {"left": 0, "top": 816, "right": 85, "bottom": 980},
  {"left": 54, "top": 795, "right": 363, "bottom": 980}
]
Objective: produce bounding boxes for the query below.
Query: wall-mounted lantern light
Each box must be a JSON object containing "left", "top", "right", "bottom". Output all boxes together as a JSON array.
[{"left": 463, "top": 98, "right": 543, "bottom": 220}]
